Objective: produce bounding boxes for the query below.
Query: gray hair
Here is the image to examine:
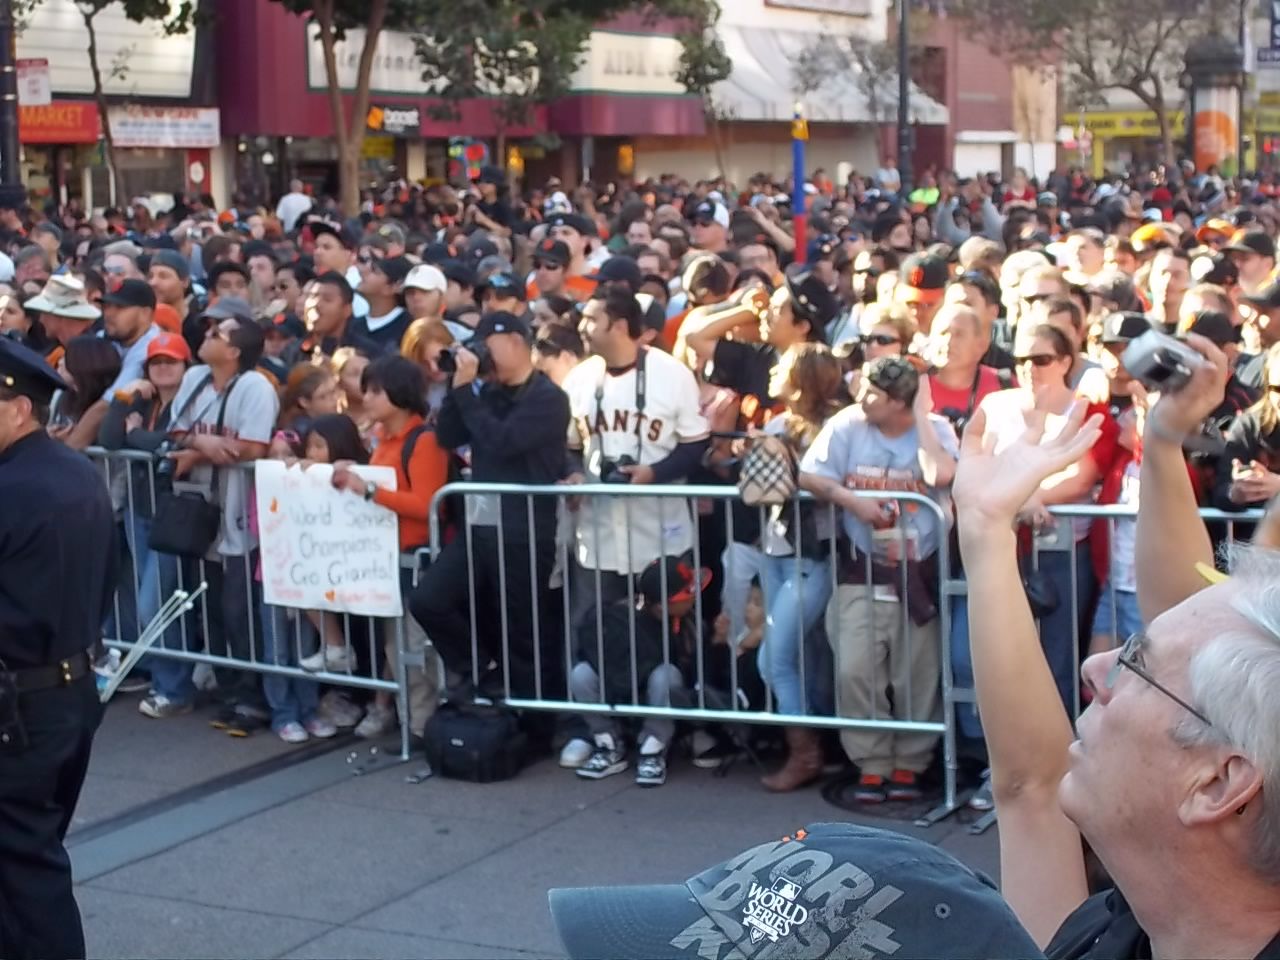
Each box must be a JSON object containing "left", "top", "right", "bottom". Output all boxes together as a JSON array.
[{"left": 1180, "top": 543, "right": 1280, "bottom": 883}]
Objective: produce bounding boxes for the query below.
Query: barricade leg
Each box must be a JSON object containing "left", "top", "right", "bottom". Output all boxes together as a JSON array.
[{"left": 384, "top": 613, "right": 439, "bottom": 740}]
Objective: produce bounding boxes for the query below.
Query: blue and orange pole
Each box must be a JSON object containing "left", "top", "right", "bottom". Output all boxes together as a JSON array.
[{"left": 792, "top": 101, "right": 808, "bottom": 265}]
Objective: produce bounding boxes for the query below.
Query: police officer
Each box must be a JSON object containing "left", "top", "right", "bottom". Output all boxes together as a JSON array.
[{"left": 0, "top": 337, "right": 117, "bottom": 960}]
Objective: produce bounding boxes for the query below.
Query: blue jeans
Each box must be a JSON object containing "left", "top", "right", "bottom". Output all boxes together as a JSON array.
[
  {"left": 758, "top": 554, "right": 834, "bottom": 716},
  {"left": 150, "top": 553, "right": 264, "bottom": 707},
  {"left": 1090, "top": 581, "right": 1143, "bottom": 643},
  {"left": 260, "top": 604, "right": 319, "bottom": 730},
  {"left": 950, "top": 540, "right": 1096, "bottom": 739}
]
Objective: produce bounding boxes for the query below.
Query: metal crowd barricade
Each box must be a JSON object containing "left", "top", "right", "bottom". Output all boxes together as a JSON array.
[
  {"left": 946, "top": 501, "right": 1266, "bottom": 835},
  {"left": 427, "top": 481, "right": 967, "bottom": 824},
  {"left": 87, "top": 447, "right": 415, "bottom": 761}
]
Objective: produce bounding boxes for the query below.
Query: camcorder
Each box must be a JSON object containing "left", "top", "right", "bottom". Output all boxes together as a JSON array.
[
  {"left": 437, "top": 340, "right": 494, "bottom": 378},
  {"left": 1120, "top": 329, "right": 1205, "bottom": 393}
]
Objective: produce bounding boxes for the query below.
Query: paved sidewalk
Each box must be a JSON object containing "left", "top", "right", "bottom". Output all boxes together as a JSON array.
[{"left": 71, "top": 702, "right": 999, "bottom": 959}]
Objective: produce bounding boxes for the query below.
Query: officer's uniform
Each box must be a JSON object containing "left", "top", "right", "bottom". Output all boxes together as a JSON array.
[{"left": 0, "top": 338, "right": 117, "bottom": 960}]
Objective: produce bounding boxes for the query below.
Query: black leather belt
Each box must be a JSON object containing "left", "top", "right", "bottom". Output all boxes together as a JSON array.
[{"left": 12, "top": 650, "right": 93, "bottom": 694}]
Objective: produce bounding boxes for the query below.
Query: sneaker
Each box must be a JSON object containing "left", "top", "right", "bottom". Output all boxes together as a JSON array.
[
  {"left": 305, "top": 716, "right": 338, "bottom": 739},
  {"left": 969, "top": 771, "right": 994, "bottom": 812},
  {"left": 226, "top": 708, "right": 269, "bottom": 738},
  {"left": 558, "top": 737, "right": 593, "bottom": 769},
  {"left": 852, "top": 773, "right": 887, "bottom": 804},
  {"left": 690, "top": 730, "right": 736, "bottom": 769},
  {"left": 354, "top": 703, "right": 394, "bottom": 739},
  {"left": 138, "top": 694, "right": 193, "bottom": 719},
  {"left": 576, "top": 733, "right": 628, "bottom": 780},
  {"left": 635, "top": 736, "right": 667, "bottom": 787},
  {"left": 300, "top": 645, "right": 354, "bottom": 673},
  {"left": 886, "top": 769, "right": 923, "bottom": 802},
  {"left": 209, "top": 704, "right": 238, "bottom": 730},
  {"left": 277, "top": 721, "right": 309, "bottom": 744},
  {"left": 318, "top": 691, "right": 363, "bottom": 729}
]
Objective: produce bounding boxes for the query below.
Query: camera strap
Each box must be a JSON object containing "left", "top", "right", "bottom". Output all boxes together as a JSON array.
[{"left": 593, "top": 347, "right": 647, "bottom": 461}]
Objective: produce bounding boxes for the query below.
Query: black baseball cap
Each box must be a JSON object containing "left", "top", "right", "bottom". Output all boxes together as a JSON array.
[
  {"left": 866, "top": 356, "right": 919, "bottom": 404},
  {"left": 898, "top": 252, "right": 949, "bottom": 304},
  {"left": 547, "top": 212, "right": 596, "bottom": 237},
  {"left": 102, "top": 278, "right": 157, "bottom": 309},
  {"left": 1101, "top": 311, "right": 1152, "bottom": 344},
  {"left": 589, "top": 256, "right": 644, "bottom": 290},
  {"left": 440, "top": 259, "right": 475, "bottom": 289},
  {"left": 371, "top": 255, "right": 412, "bottom": 285},
  {"left": 1224, "top": 228, "right": 1275, "bottom": 260},
  {"left": 783, "top": 265, "right": 839, "bottom": 329},
  {"left": 0, "top": 336, "right": 68, "bottom": 404},
  {"left": 466, "top": 236, "right": 500, "bottom": 264},
  {"left": 473, "top": 310, "right": 530, "bottom": 340},
  {"left": 265, "top": 310, "right": 306, "bottom": 340},
  {"left": 1242, "top": 274, "right": 1280, "bottom": 309},
  {"left": 549, "top": 822, "right": 1041, "bottom": 960},
  {"left": 1184, "top": 309, "right": 1241, "bottom": 347},
  {"left": 533, "top": 239, "right": 571, "bottom": 268},
  {"left": 638, "top": 555, "right": 711, "bottom": 606},
  {"left": 307, "top": 219, "right": 359, "bottom": 250}
]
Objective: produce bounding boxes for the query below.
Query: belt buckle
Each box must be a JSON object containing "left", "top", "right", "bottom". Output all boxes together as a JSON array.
[{"left": 59, "top": 659, "right": 73, "bottom": 685}]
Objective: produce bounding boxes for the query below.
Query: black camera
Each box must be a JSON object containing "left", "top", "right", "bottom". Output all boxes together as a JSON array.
[
  {"left": 154, "top": 440, "right": 178, "bottom": 484},
  {"left": 599, "top": 455, "right": 637, "bottom": 484},
  {"left": 437, "top": 339, "right": 493, "bottom": 378}
]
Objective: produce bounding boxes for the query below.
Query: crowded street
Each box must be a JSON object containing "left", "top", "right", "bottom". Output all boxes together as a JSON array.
[{"left": 3, "top": 0, "right": 1280, "bottom": 958}]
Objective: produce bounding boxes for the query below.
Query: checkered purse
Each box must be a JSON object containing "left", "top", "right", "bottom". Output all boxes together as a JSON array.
[{"left": 737, "top": 434, "right": 798, "bottom": 507}]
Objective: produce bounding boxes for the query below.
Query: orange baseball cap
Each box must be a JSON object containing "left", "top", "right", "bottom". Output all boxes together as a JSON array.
[
  {"left": 146, "top": 332, "right": 191, "bottom": 364},
  {"left": 152, "top": 302, "right": 181, "bottom": 334}
]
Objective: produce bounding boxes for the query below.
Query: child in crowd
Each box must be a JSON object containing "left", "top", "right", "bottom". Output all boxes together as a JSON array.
[{"left": 570, "top": 555, "right": 703, "bottom": 788}]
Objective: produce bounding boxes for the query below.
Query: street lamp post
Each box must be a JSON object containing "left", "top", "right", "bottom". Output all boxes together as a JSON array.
[
  {"left": 0, "top": 0, "right": 20, "bottom": 197},
  {"left": 897, "top": 0, "right": 912, "bottom": 197}
]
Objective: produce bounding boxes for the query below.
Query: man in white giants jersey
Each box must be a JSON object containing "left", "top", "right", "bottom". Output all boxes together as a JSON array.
[{"left": 563, "top": 287, "right": 710, "bottom": 620}]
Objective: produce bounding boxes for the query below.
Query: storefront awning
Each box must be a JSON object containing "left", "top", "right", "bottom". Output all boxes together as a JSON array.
[{"left": 714, "top": 26, "right": 948, "bottom": 126}]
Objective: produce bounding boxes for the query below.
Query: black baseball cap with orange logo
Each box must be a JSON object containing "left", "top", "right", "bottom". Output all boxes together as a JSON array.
[
  {"left": 639, "top": 556, "right": 711, "bottom": 607},
  {"left": 534, "top": 239, "right": 570, "bottom": 268}
]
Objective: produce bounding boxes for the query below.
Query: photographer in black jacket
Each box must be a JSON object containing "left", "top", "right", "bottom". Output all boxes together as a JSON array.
[{"left": 410, "top": 310, "right": 571, "bottom": 712}]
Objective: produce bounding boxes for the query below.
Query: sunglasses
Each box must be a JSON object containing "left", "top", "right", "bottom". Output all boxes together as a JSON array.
[
  {"left": 1015, "top": 353, "right": 1060, "bottom": 367},
  {"left": 534, "top": 260, "right": 563, "bottom": 271},
  {"left": 861, "top": 333, "right": 901, "bottom": 347},
  {"left": 1105, "top": 632, "right": 1213, "bottom": 727}
]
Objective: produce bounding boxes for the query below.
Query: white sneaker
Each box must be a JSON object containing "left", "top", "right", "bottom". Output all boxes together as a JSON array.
[
  {"left": 354, "top": 703, "right": 394, "bottom": 738},
  {"left": 138, "top": 694, "right": 193, "bottom": 719},
  {"left": 318, "top": 691, "right": 363, "bottom": 728},
  {"left": 277, "top": 721, "right": 309, "bottom": 744},
  {"left": 299, "top": 645, "right": 355, "bottom": 673},
  {"left": 305, "top": 716, "right": 338, "bottom": 739},
  {"left": 559, "top": 737, "right": 593, "bottom": 769}
]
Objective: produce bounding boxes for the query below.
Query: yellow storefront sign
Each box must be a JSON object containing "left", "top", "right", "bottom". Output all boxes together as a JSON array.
[
  {"left": 1062, "top": 110, "right": 1186, "bottom": 139},
  {"left": 362, "top": 135, "right": 395, "bottom": 160}
]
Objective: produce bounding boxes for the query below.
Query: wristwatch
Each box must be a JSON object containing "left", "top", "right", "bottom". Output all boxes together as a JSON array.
[{"left": 363, "top": 481, "right": 377, "bottom": 502}]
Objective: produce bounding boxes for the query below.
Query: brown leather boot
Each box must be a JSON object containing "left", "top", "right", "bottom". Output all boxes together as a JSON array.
[{"left": 761, "top": 727, "right": 823, "bottom": 792}]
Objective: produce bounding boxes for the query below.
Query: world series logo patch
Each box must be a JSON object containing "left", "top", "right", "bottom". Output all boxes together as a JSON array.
[{"left": 743, "top": 878, "right": 810, "bottom": 944}]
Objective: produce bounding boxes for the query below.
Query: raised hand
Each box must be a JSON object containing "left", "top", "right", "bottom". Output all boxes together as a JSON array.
[{"left": 954, "top": 402, "right": 1102, "bottom": 529}]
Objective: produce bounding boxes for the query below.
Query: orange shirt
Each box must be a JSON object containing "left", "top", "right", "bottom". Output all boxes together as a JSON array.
[
  {"left": 369, "top": 414, "right": 449, "bottom": 551},
  {"left": 662, "top": 307, "right": 691, "bottom": 353}
]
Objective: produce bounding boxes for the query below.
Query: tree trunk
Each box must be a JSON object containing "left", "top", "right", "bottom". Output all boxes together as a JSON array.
[
  {"left": 707, "top": 105, "right": 727, "bottom": 177},
  {"left": 338, "top": 142, "right": 361, "bottom": 221},
  {"left": 344, "top": 0, "right": 389, "bottom": 218},
  {"left": 313, "top": 1, "right": 353, "bottom": 215},
  {"left": 83, "top": 11, "right": 124, "bottom": 205}
]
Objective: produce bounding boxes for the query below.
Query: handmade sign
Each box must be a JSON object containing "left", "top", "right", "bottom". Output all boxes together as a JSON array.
[{"left": 255, "top": 461, "right": 403, "bottom": 617}]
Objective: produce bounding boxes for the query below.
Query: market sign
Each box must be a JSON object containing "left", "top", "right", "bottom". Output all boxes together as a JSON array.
[
  {"left": 366, "top": 104, "right": 420, "bottom": 136},
  {"left": 19, "top": 100, "right": 100, "bottom": 144},
  {"left": 108, "top": 106, "right": 220, "bottom": 148}
]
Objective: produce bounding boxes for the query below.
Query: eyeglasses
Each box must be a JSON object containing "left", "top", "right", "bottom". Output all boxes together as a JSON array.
[
  {"left": 861, "top": 333, "right": 900, "bottom": 347},
  {"left": 1014, "top": 353, "right": 1059, "bottom": 367},
  {"left": 1105, "top": 632, "right": 1213, "bottom": 727}
]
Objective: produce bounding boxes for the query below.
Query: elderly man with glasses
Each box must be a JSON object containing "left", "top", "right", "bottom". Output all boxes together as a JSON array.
[{"left": 955, "top": 331, "right": 1280, "bottom": 957}]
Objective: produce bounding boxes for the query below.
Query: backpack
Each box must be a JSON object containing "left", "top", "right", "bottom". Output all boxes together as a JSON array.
[
  {"left": 422, "top": 702, "right": 527, "bottom": 782},
  {"left": 400, "top": 423, "right": 463, "bottom": 539}
]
